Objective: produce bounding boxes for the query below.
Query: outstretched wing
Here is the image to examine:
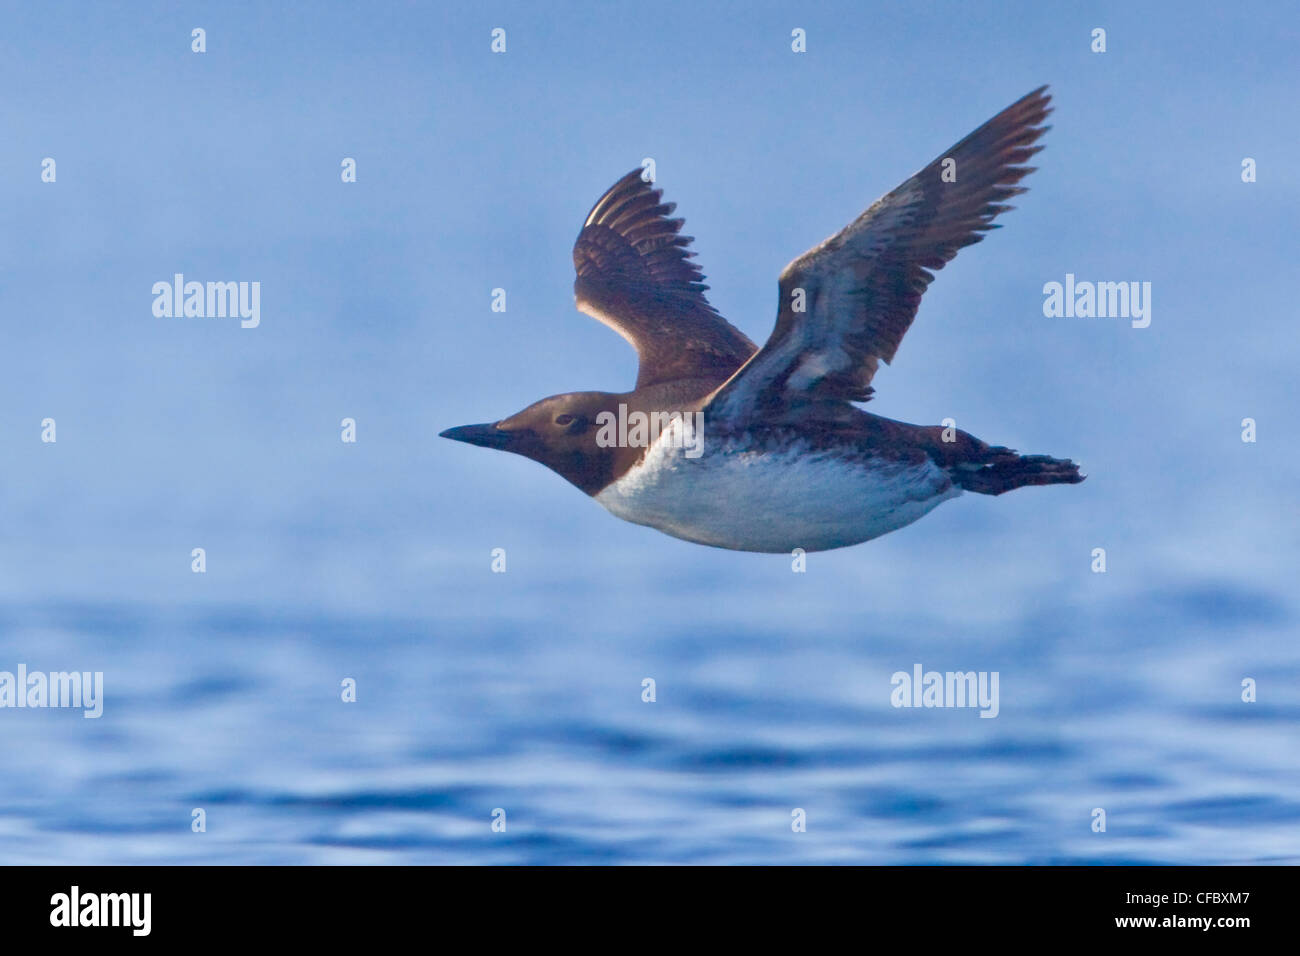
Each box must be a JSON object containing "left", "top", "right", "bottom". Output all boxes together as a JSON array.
[
  {"left": 707, "top": 86, "right": 1052, "bottom": 422},
  {"left": 574, "top": 169, "right": 757, "bottom": 389}
]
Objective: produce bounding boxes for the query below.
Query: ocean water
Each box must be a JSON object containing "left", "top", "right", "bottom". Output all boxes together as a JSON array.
[{"left": 2, "top": 547, "right": 1295, "bottom": 864}]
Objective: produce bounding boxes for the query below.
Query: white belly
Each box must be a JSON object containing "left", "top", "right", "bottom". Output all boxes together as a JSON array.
[{"left": 593, "top": 424, "right": 960, "bottom": 553}]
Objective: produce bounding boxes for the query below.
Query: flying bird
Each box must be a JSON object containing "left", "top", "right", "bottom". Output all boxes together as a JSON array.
[{"left": 442, "top": 86, "right": 1082, "bottom": 552}]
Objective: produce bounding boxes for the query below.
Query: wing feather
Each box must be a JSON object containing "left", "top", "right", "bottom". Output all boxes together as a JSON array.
[
  {"left": 708, "top": 87, "right": 1052, "bottom": 421},
  {"left": 573, "top": 169, "right": 756, "bottom": 389}
]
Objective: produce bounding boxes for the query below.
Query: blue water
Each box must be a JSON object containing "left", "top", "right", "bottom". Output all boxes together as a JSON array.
[{"left": 2, "top": 566, "right": 1295, "bottom": 864}]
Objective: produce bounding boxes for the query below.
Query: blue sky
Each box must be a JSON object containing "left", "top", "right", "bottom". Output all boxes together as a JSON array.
[{"left": 1, "top": 0, "right": 1296, "bottom": 624}]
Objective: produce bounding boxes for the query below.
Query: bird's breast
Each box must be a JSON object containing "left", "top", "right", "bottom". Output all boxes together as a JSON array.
[{"left": 593, "top": 425, "right": 960, "bottom": 553}]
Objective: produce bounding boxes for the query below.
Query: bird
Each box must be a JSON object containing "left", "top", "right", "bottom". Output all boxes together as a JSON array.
[{"left": 442, "top": 86, "right": 1083, "bottom": 553}]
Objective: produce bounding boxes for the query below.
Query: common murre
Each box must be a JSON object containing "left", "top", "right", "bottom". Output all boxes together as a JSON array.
[{"left": 442, "top": 86, "right": 1083, "bottom": 552}]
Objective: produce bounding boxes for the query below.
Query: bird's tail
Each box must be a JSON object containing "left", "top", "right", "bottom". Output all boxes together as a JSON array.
[{"left": 953, "top": 449, "right": 1084, "bottom": 496}]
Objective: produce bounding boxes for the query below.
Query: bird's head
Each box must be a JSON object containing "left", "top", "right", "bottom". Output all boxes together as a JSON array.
[{"left": 440, "top": 391, "right": 622, "bottom": 495}]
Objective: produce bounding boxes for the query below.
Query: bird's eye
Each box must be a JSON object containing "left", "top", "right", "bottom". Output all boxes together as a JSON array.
[{"left": 554, "top": 413, "right": 587, "bottom": 434}]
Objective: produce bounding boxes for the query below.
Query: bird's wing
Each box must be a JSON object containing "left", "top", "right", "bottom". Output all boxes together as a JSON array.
[
  {"left": 573, "top": 169, "right": 757, "bottom": 389},
  {"left": 706, "top": 87, "right": 1052, "bottom": 423}
]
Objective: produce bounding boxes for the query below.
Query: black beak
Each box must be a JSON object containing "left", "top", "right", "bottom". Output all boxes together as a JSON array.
[{"left": 439, "top": 422, "right": 513, "bottom": 450}]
